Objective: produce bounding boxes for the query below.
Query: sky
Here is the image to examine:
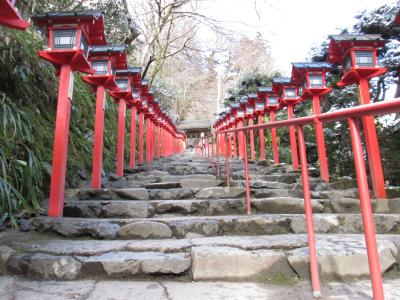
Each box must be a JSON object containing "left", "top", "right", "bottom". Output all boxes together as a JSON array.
[{"left": 199, "top": 0, "right": 396, "bottom": 75}]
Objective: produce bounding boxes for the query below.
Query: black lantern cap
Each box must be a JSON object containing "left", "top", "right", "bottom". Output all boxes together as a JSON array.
[
  {"left": 292, "top": 62, "right": 331, "bottom": 70},
  {"left": 272, "top": 77, "right": 292, "bottom": 84},
  {"left": 33, "top": 10, "right": 104, "bottom": 20},
  {"left": 257, "top": 87, "right": 272, "bottom": 93},
  {"left": 89, "top": 45, "right": 126, "bottom": 54},
  {"left": 328, "top": 34, "right": 385, "bottom": 42}
]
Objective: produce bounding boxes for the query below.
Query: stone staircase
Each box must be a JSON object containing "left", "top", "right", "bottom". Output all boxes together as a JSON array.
[{"left": 1, "top": 151, "right": 400, "bottom": 298}]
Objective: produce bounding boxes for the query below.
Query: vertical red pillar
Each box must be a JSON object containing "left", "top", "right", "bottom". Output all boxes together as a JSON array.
[
  {"left": 248, "top": 118, "right": 256, "bottom": 160},
  {"left": 232, "top": 126, "right": 237, "bottom": 158},
  {"left": 116, "top": 99, "right": 126, "bottom": 177},
  {"left": 297, "top": 125, "right": 321, "bottom": 298},
  {"left": 129, "top": 106, "right": 137, "bottom": 169},
  {"left": 225, "top": 133, "right": 230, "bottom": 188},
  {"left": 138, "top": 112, "right": 144, "bottom": 164},
  {"left": 237, "top": 121, "right": 244, "bottom": 159},
  {"left": 348, "top": 118, "right": 384, "bottom": 300},
  {"left": 312, "top": 95, "right": 329, "bottom": 182},
  {"left": 287, "top": 104, "right": 299, "bottom": 169},
  {"left": 270, "top": 111, "right": 280, "bottom": 165},
  {"left": 91, "top": 85, "right": 106, "bottom": 189},
  {"left": 146, "top": 117, "right": 151, "bottom": 162},
  {"left": 359, "top": 78, "right": 386, "bottom": 199},
  {"left": 48, "top": 64, "right": 73, "bottom": 217},
  {"left": 258, "top": 115, "right": 266, "bottom": 161},
  {"left": 242, "top": 130, "right": 251, "bottom": 214}
]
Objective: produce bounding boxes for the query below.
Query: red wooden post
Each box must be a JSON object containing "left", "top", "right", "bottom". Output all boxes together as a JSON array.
[
  {"left": 225, "top": 133, "right": 230, "bottom": 188},
  {"left": 287, "top": 104, "right": 299, "bottom": 169},
  {"left": 91, "top": 85, "right": 106, "bottom": 188},
  {"left": 312, "top": 95, "right": 329, "bottom": 182},
  {"left": 270, "top": 111, "right": 280, "bottom": 164},
  {"left": 129, "top": 106, "right": 137, "bottom": 169},
  {"left": 232, "top": 126, "right": 238, "bottom": 158},
  {"left": 242, "top": 130, "right": 251, "bottom": 214},
  {"left": 258, "top": 115, "right": 266, "bottom": 161},
  {"left": 146, "top": 117, "right": 151, "bottom": 162},
  {"left": 359, "top": 78, "right": 386, "bottom": 199},
  {"left": 48, "top": 64, "right": 73, "bottom": 217},
  {"left": 297, "top": 125, "right": 321, "bottom": 298},
  {"left": 116, "top": 99, "right": 126, "bottom": 176},
  {"left": 248, "top": 118, "right": 256, "bottom": 160},
  {"left": 138, "top": 111, "right": 144, "bottom": 164},
  {"left": 216, "top": 133, "right": 220, "bottom": 177},
  {"left": 237, "top": 121, "right": 244, "bottom": 158},
  {"left": 348, "top": 117, "right": 384, "bottom": 300}
]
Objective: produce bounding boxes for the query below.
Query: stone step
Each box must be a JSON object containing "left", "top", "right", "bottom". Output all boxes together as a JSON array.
[
  {"left": 3, "top": 276, "right": 400, "bottom": 300},
  {"left": 30, "top": 213, "right": 400, "bottom": 239},
  {"left": 1, "top": 230, "right": 399, "bottom": 282},
  {"left": 63, "top": 197, "right": 326, "bottom": 218}
]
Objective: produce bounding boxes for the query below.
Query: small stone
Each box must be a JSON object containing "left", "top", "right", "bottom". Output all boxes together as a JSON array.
[
  {"left": 118, "top": 221, "right": 173, "bottom": 239},
  {"left": 19, "top": 218, "right": 31, "bottom": 232},
  {"left": 0, "top": 246, "right": 14, "bottom": 275}
]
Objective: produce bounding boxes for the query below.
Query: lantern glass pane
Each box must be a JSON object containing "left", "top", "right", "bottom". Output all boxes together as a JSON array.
[
  {"left": 268, "top": 96, "right": 278, "bottom": 105},
  {"left": 309, "top": 75, "right": 323, "bottom": 87},
  {"left": 80, "top": 34, "right": 89, "bottom": 57},
  {"left": 116, "top": 79, "right": 128, "bottom": 90},
  {"left": 92, "top": 60, "right": 108, "bottom": 74},
  {"left": 355, "top": 51, "right": 374, "bottom": 66},
  {"left": 247, "top": 107, "right": 254, "bottom": 115},
  {"left": 54, "top": 30, "right": 76, "bottom": 49},
  {"left": 142, "top": 98, "right": 147, "bottom": 106},
  {"left": 132, "top": 89, "right": 139, "bottom": 98},
  {"left": 256, "top": 102, "right": 264, "bottom": 110},
  {"left": 238, "top": 110, "right": 244, "bottom": 117},
  {"left": 285, "top": 88, "right": 296, "bottom": 98}
]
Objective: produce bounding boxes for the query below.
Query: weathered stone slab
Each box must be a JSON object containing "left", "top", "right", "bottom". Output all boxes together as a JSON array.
[
  {"left": 287, "top": 237, "right": 398, "bottom": 280},
  {"left": 252, "top": 198, "right": 323, "bottom": 214},
  {"left": 82, "top": 252, "right": 190, "bottom": 277},
  {"left": 153, "top": 199, "right": 208, "bottom": 215},
  {"left": 180, "top": 179, "right": 221, "bottom": 192},
  {"left": 160, "top": 174, "right": 216, "bottom": 182},
  {"left": 113, "top": 188, "right": 149, "bottom": 200},
  {"left": 252, "top": 188, "right": 304, "bottom": 199},
  {"left": 31, "top": 217, "right": 120, "bottom": 239},
  {"left": 64, "top": 202, "right": 102, "bottom": 218},
  {"left": 192, "top": 246, "right": 293, "bottom": 280},
  {"left": 102, "top": 201, "right": 153, "bottom": 218},
  {"left": 118, "top": 221, "right": 173, "bottom": 239},
  {"left": 144, "top": 182, "right": 181, "bottom": 189},
  {"left": 169, "top": 219, "right": 220, "bottom": 238},
  {"left": 7, "top": 253, "right": 81, "bottom": 280},
  {"left": 195, "top": 187, "right": 246, "bottom": 199},
  {"left": 152, "top": 188, "right": 193, "bottom": 200}
]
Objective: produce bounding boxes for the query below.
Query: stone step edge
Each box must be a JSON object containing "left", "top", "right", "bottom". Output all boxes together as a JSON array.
[{"left": 2, "top": 234, "right": 399, "bottom": 282}]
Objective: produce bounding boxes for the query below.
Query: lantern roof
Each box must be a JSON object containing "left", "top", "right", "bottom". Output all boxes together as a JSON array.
[
  {"left": 115, "top": 67, "right": 141, "bottom": 76},
  {"left": 291, "top": 62, "right": 331, "bottom": 70},
  {"left": 272, "top": 77, "right": 292, "bottom": 84},
  {"left": 89, "top": 45, "right": 127, "bottom": 69},
  {"left": 327, "top": 34, "right": 386, "bottom": 64},
  {"left": 141, "top": 79, "right": 149, "bottom": 86},
  {"left": 291, "top": 62, "right": 331, "bottom": 83},
  {"left": 247, "top": 93, "right": 258, "bottom": 99},
  {"left": 257, "top": 87, "right": 272, "bottom": 93},
  {"left": 32, "top": 10, "right": 106, "bottom": 46}
]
